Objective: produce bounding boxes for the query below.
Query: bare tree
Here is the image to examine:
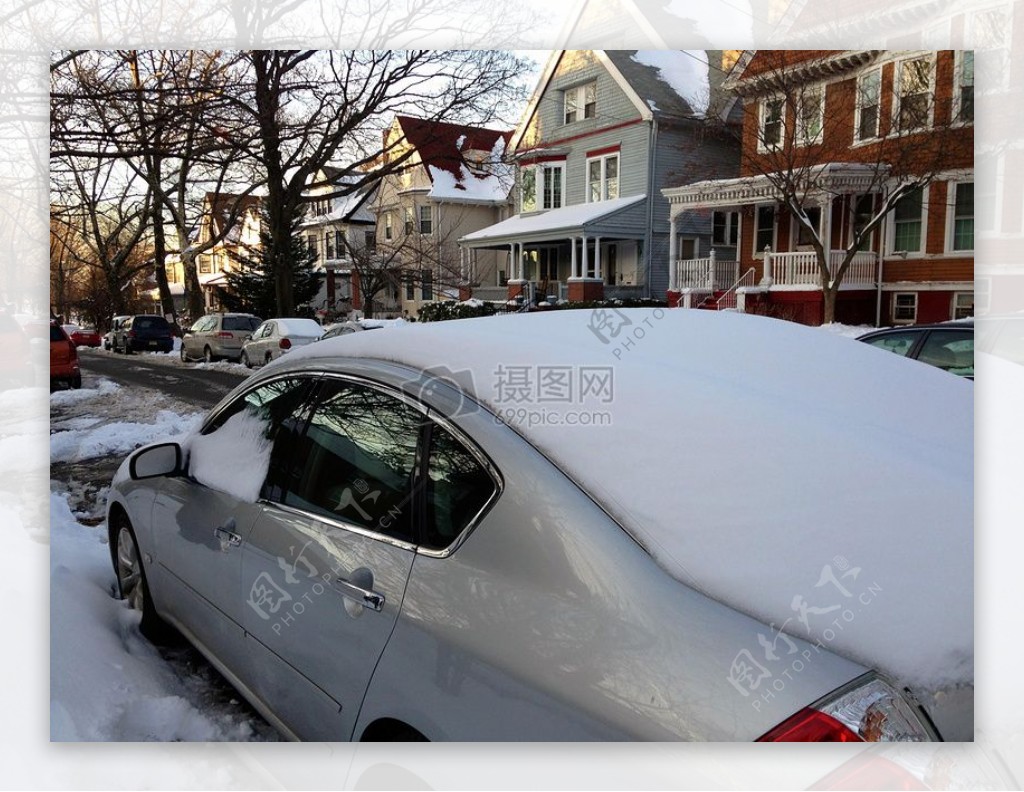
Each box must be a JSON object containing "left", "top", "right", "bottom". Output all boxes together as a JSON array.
[{"left": 709, "top": 51, "right": 973, "bottom": 324}]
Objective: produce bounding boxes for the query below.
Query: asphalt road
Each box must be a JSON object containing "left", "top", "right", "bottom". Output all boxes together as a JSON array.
[{"left": 77, "top": 348, "right": 249, "bottom": 408}]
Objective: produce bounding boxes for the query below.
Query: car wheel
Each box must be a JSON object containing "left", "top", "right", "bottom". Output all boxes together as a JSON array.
[
  {"left": 180, "top": 344, "right": 189, "bottom": 362},
  {"left": 264, "top": 351, "right": 273, "bottom": 366},
  {"left": 203, "top": 346, "right": 214, "bottom": 364},
  {"left": 241, "top": 351, "right": 252, "bottom": 369},
  {"left": 113, "top": 516, "right": 172, "bottom": 643},
  {"left": 71, "top": 373, "right": 82, "bottom": 389}
]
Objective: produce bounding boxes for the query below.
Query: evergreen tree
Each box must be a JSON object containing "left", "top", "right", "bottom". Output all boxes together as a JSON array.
[{"left": 222, "top": 204, "right": 321, "bottom": 318}]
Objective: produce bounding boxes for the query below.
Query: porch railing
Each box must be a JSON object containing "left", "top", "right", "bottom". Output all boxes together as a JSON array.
[
  {"left": 767, "top": 250, "right": 877, "bottom": 287},
  {"left": 671, "top": 250, "right": 739, "bottom": 291},
  {"left": 716, "top": 267, "right": 757, "bottom": 311}
]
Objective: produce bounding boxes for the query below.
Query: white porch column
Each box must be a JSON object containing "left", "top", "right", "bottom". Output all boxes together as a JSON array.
[
  {"left": 594, "top": 237, "right": 602, "bottom": 280},
  {"left": 668, "top": 214, "right": 678, "bottom": 290},
  {"left": 571, "top": 236, "right": 578, "bottom": 279},
  {"left": 821, "top": 195, "right": 834, "bottom": 279},
  {"left": 761, "top": 246, "right": 774, "bottom": 287},
  {"left": 460, "top": 247, "right": 467, "bottom": 283},
  {"left": 580, "top": 233, "right": 588, "bottom": 279},
  {"left": 708, "top": 248, "right": 717, "bottom": 290}
]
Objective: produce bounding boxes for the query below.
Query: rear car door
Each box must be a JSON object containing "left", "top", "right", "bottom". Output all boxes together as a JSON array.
[
  {"left": 149, "top": 375, "right": 318, "bottom": 676},
  {"left": 241, "top": 376, "right": 425, "bottom": 740}
]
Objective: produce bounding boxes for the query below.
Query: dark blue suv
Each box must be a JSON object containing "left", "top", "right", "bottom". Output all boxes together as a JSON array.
[{"left": 114, "top": 315, "right": 174, "bottom": 354}]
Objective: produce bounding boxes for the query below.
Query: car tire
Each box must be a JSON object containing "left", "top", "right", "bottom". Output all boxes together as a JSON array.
[
  {"left": 71, "top": 373, "right": 82, "bottom": 389},
  {"left": 113, "top": 515, "right": 173, "bottom": 643},
  {"left": 264, "top": 352, "right": 272, "bottom": 366},
  {"left": 241, "top": 351, "right": 252, "bottom": 369},
  {"left": 203, "top": 346, "right": 214, "bottom": 364},
  {"left": 180, "top": 345, "right": 189, "bottom": 362}
]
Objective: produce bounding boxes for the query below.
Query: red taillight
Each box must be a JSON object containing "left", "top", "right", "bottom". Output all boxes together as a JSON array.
[
  {"left": 279, "top": 337, "right": 292, "bottom": 349},
  {"left": 217, "top": 331, "right": 233, "bottom": 338},
  {"left": 757, "top": 708, "right": 863, "bottom": 742},
  {"left": 127, "top": 330, "right": 135, "bottom": 338}
]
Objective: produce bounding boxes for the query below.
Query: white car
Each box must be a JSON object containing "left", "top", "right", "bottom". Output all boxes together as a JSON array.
[{"left": 240, "top": 318, "right": 324, "bottom": 367}]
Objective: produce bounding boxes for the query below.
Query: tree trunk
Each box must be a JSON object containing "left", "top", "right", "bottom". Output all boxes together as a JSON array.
[
  {"left": 151, "top": 196, "right": 176, "bottom": 323},
  {"left": 822, "top": 286, "right": 838, "bottom": 325},
  {"left": 179, "top": 246, "right": 204, "bottom": 320}
]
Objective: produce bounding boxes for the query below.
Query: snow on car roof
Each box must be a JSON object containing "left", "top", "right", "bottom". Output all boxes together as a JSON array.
[{"left": 280, "top": 308, "right": 973, "bottom": 695}]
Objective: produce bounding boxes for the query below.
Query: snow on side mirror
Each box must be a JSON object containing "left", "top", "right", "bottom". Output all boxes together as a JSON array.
[{"left": 129, "top": 442, "right": 182, "bottom": 480}]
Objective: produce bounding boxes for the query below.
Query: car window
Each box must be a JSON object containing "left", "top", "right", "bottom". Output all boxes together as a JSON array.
[
  {"left": 862, "top": 330, "right": 919, "bottom": 357},
  {"left": 422, "top": 425, "right": 497, "bottom": 551},
  {"left": 134, "top": 316, "right": 170, "bottom": 331},
  {"left": 283, "top": 381, "right": 425, "bottom": 542},
  {"left": 223, "top": 316, "right": 256, "bottom": 332},
  {"left": 202, "top": 376, "right": 318, "bottom": 500},
  {"left": 918, "top": 330, "right": 974, "bottom": 377},
  {"left": 49, "top": 324, "right": 66, "bottom": 342}
]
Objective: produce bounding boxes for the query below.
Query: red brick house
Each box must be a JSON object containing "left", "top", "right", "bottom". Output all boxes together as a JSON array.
[{"left": 663, "top": 50, "right": 974, "bottom": 326}]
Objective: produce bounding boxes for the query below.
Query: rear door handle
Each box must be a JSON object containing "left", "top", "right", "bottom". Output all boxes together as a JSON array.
[{"left": 214, "top": 518, "right": 242, "bottom": 548}]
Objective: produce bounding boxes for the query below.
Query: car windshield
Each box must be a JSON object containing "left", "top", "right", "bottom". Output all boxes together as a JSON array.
[{"left": 223, "top": 316, "right": 261, "bottom": 332}]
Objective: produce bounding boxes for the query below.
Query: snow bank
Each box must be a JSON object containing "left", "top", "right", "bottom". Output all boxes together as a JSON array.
[
  {"left": 50, "top": 492, "right": 265, "bottom": 741},
  {"left": 282, "top": 309, "right": 973, "bottom": 696},
  {"left": 632, "top": 50, "right": 710, "bottom": 117},
  {"left": 186, "top": 409, "right": 272, "bottom": 503},
  {"left": 51, "top": 409, "right": 202, "bottom": 463}
]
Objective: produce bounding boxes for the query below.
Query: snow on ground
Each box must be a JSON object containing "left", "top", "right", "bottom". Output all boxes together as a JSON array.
[
  {"left": 86, "top": 342, "right": 251, "bottom": 375},
  {"left": 282, "top": 309, "right": 973, "bottom": 697}
]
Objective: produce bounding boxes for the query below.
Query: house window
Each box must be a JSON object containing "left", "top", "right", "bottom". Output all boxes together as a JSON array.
[
  {"left": 794, "top": 206, "right": 821, "bottom": 248},
  {"left": 759, "top": 98, "right": 784, "bottom": 150},
  {"left": 564, "top": 82, "right": 597, "bottom": 124},
  {"left": 384, "top": 213, "right": 392, "bottom": 241},
  {"left": 955, "top": 51, "right": 974, "bottom": 124},
  {"left": 855, "top": 69, "right": 881, "bottom": 142},
  {"left": 851, "top": 194, "right": 878, "bottom": 250},
  {"left": 404, "top": 207, "right": 415, "bottom": 235},
  {"left": 754, "top": 205, "right": 775, "bottom": 255},
  {"left": 796, "top": 85, "right": 824, "bottom": 145},
  {"left": 335, "top": 229, "right": 346, "bottom": 258},
  {"left": 952, "top": 292, "right": 973, "bottom": 320},
  {"left": 895, "top": 55, "right": 933, "bottom": 132},
  {"left": 520, "top": 162, "right": 564, "bottom": 212},
  {"left": 893, "top": 292, "right": 917, "bottom": 324},
  {"left": 891, "top": 188, "right": 925, "bottom": 253},
  {"left": 520, "top": 167, "right": 536, "bottom": 212},
  {"left": 419, "top": 205, "right": 432, "bottom": 235},
  {"left": 325, "top": 230, "right": 335, "bottom": 259},
  {"left": 421, "top": 269, "right": 433, "bottom": 301},
  {"left": 541, "top": 163, "right": 564, "bottom": 209},
  {"left": 199, "top": 255, "right": 212, "bottom": 274},
  {"left": 586, "top": 153, "right": 619, "bottom": 202},
  {"left": 307, "top": 234, "right": 319, "bottom": 259},
  {"left": 713, "top": 211, "right": 739, "bottom": 246},
  {"left": 949, "top": 181, "right": 974, "bottom": 252},
  {"left": 405, "top": 272, "right": 415, "bottom": 301}
]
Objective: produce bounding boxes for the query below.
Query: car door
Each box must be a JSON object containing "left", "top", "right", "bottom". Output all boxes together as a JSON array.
[
  {"left": 241, "top": 376, "right": 425, "bottom": 740},
  {"left": 148, "top": 374, "right": 319, "bottom": 676}
]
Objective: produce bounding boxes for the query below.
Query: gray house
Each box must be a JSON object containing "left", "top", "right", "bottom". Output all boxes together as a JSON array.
[{"left": 460, "top": 49, "right": 741, "bottom": 303}]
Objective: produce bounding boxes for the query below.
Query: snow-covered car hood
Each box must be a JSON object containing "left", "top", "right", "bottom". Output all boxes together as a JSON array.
[{"left": 278, "top": 309, "right": 973, "bottom": 702}]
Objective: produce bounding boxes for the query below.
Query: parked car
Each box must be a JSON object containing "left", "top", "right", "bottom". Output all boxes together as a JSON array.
[
  {"left": 107, "top": 310, "right": 971, "bottom": 742},
  {"left": 113, "top": 314, "right": 175, "bottom": 354},
  {"left": 103, "top": 316, "right": 131, "bottom": 351},
  {"left": 49, "top": 321, "right": 81, "bottom": 390},
  {"left": 181, "top": 313, "right": 262, "bottom": 363},
  {"left": 68, "top": 326, "right": 102, "bottom": 348},
  {"left": 320, "top": 320, "right": 383, "bottom": 341},
  {"left": 857, "top": 321, "right": 974, "bottom": 378},
  {"left": 240, "top": 318, "right": 324, "bottom": 368}
]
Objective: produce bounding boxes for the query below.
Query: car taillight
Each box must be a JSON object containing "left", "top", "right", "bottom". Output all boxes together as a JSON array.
[
  {"left": 217, "top": 331, "right": 233, "bottom": 338},
  {"left": 279, "top": 338, "right": 292, "bottom": 349},
  {"left": 757, "top": 676, "right": 936, "bottom": 742},
  {"left": 127, "top": 330, "right": 135, "bottom": 338}
]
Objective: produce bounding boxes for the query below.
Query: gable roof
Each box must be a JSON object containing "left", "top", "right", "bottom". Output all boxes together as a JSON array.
[
  {"left": 202, "top": 192, "right": 261, "bottom": 241},
  {"left": 394, "top": 116, "right": 514, "bottom": 204}
]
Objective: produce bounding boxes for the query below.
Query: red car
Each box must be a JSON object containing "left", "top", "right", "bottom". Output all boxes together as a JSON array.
[
  {"left": 50, "top": 322, "right": 81, "bottom": 390},
  {"left": 69, "top": 326, "right": 102, "bottom": 347}
]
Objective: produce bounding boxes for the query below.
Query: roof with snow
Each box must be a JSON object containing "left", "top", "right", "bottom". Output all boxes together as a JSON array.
[
  {"left": 395, "top": 116, "right": 514, "bottom": 205},
  {"left": 203, "top": 193, "right": 261, "bottom": 242},
  {"left": 460, "top": 195, "right": 646, "bottom": 246},
  {"left": 605, "top": 50, "right": 711, "bottom": 119}
]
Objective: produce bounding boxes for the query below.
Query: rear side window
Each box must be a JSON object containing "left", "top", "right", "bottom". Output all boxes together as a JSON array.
[
  {"left": 863, "top": 330, "right": 919, "bottom": 357},
  {"left": 918, "top": 330, "right": 974, "bottom": 377},
  {"left": 422, "top": 426, "right": 497, "bottom": 551},
  {"left": 223, "top": 316, "right": 258, "bottom": 332},
  {"left": 49, "top": 324, "right": 67, "bottom": 342}
]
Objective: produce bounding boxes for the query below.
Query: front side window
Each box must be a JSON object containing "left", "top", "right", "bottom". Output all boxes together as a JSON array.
[
  {"left": 855, "top": 69, "right": 881, "bottom": 142},
  {"left": 586, "top": 154, "right": 619, "bottom": 202},
  {"left": 892, "top": 188, "right": 924, "bottom": 253},
  {"left": 760, "top": 98, "right": 784, "bottom": 149},
  {"left": 950, "top": 181, "right": 974, "bottom": 252},
  {"left": 422, "top": 425, "right": 497, "bottom": 551},
  {"left": 283, "top": 382, "right": 425, "bottom": 542},
  {"left": 893, "top": 292, "right": 918, "bottom": 324},
  {"left": 796, "top": 85, "right": 824, "bottom": 145},
  {"left": 896, "top": 56, "right": 933, "bottom": 132},
  {"left": 564, "top": 82, "right": 597, "bottom": 124}
]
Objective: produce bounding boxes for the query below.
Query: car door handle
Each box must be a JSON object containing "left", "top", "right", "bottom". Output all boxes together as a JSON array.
[
  {"left": 214, "top": 518, "right": 242, "bottom": 547},
  {"left": 333, "top": 577, "right": 385, "bottom": 612}
]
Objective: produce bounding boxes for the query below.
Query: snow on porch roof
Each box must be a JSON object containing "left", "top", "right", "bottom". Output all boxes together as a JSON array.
[{"left": 460, "top": 195, "right": 645, "bottom": 247}]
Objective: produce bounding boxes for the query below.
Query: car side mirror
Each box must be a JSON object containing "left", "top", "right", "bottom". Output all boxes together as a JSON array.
[{"left": 129, "top": 442, "right": 183, "bottom": 480}]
